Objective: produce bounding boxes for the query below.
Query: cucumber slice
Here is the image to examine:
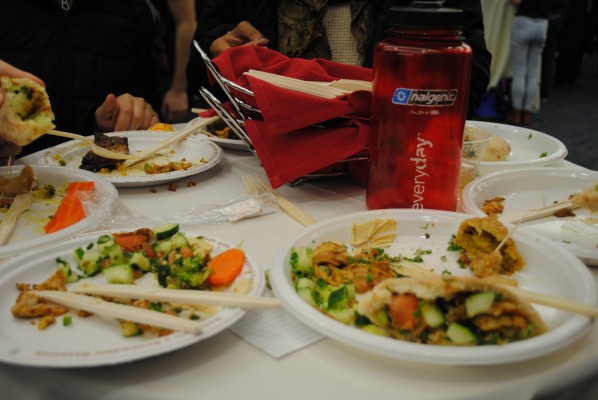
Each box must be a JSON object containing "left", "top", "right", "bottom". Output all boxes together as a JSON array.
[
  {"left": 290, "top": 247, "right": 313, "bottom": 277},
  {"left": 171, "top": 232, "right": 189, "bottom": 249},
  {"left": 465, "top": 291, "right": 496, "bottom": 318},
  {"left": 446, "top": 322, "right": 476, "bottom": 344},
  {"left": 107, "top": 244, "right": 126, "bottom": 265},
  {"left": 77, "top": 250, "right": 101, "bottom": 276},
  {"left": 362, "top": 324, "right": 390, "bottom": 337},
  {"left": 297, "top": 287, "right": 316, "bottom": 306},
  {"left": 128, "top": 252, "right": 151, "bottom": 272},
  {"left": 421, "top": 303, "right": 444, "bottom": 328},
  {"left": 371, "top": 308, "right": 389, "bottom": 326},
  {"left": 154, "top": 223, "right": 179, "bottom": 240},
  {"left": 326, "top": 307, "right": 355, "bottom": 324},
  {"left": 102, "top": 264, "right": 134, "bottom": 284}
]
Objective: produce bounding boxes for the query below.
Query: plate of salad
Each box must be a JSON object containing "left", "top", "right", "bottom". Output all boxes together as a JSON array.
[
  {"left": 269, "top": 209, "right": 595, "bottom": 365},
  {"left": 0, "top": 165, "right": 118, "bottom": 260},
  {"left": 0, "top": 224, "right": 265, "bottom": 367}
]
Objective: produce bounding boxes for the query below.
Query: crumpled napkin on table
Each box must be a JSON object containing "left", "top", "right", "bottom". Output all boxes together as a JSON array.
[{"left": 209, "top": 46, "right": 372, "bottom": 188}]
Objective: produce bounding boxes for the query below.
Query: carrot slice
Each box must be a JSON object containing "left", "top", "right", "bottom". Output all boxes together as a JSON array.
[
  {"left": 207, "top": 248, "right": 245, "bottom": 286},
  {"left": 388, "top": 294, "right": 420, "bottom": 330},
  {"left": 44, "top": 181, "right": 95, "bottom": 234}
]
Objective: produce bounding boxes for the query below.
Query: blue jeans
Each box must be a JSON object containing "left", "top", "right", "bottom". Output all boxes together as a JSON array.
[{"left": 510, "top": 16, "right": 548, "bottom": 111}]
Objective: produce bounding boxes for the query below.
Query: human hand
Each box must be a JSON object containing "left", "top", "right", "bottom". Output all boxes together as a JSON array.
[
  {"left": 161, "top": 88, "right": 189, "bottom": 123},
  {"left": 95, "top": 93, "right": 159, "bottom": 132},
  {"left": 0, "top": 59, "right": 44, "bottom": 110},
  {"left": 210, "top": 21, "right": 269, "bottom": 57}
]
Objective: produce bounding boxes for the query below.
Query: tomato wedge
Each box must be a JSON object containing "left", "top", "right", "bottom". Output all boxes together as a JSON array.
[{"left": 388, "top": 294, "right": 420, "bottom": 330}]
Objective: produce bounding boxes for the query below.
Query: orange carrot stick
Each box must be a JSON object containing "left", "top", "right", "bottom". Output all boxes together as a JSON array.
[
  {"left": 207, "top": 248, "right": 245, "bottom": 286},
  {"left": 44, "top": 181, "right": 95, "bottom": 234}
]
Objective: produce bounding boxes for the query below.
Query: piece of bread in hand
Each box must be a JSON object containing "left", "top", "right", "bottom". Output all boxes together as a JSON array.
[{"left": 0, "top": 76, "right": 55, "bottom": 146}]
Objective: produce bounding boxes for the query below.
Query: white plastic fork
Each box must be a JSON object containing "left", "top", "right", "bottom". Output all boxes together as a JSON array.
[
  {"left": 242, "top": 174, "right": 316, "bottom": 227},
  {"left": 47, "top": 130, "right": 139, "bottom": 160}
]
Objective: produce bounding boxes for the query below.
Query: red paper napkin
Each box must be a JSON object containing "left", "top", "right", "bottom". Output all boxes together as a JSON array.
[{"left": 209, "top": 46, "right": 372, "bottom": 188}]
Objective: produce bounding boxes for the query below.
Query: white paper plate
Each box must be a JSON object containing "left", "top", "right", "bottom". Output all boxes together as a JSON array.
[
  {"left": 465, "top": 121, "right": 568, "bottom": 174},
  {"left": 270, "top": 209, "right": 595, "bottom": 365},
  {"left": 184, "top": 117, "right": 250, "bottom": 151},
  {"left": 0, "top": 230, "right": 264, "bottom": 367},
  {"left": 38, "top": 131, "right": 223, "bottom": 187},
  {"left": 461, "top": 168, "right": 598, "bottom": 266},
  {"left": 0, "top": 165, "right": 118, "bottom": 260}
]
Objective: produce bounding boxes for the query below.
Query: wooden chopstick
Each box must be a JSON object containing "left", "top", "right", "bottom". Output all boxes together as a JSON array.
[
  {"left": 0, "top": 193, "right": 32, "bottom": 245},
  {"left": 501, "top": 200, "right": 579, "bottom": 223},
  {"left": 70, "top": 283, "right": 281, "bottom": 309},
  {"left": 397, "top": 261, "right": 598, "bottom": 318},
  {"left": 31, "top": 290, "right": 203, "bottom": 333},
  {"left": 121, "top": 116, "right": 220, "bottom": 168},
  {"left": 244, "top": 70, "right": 348, "bottom": 99}
]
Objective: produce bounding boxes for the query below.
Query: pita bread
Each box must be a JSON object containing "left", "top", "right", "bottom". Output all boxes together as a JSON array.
[
  {"left": 0, "top": 76, "right": 55, "bottom": 146},
  {"left": 358, "top": 276, "right": 547, "bottom": 345}
]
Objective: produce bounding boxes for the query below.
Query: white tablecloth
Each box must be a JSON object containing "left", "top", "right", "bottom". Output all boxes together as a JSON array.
[{"left": 1, "top": 145, "right": 596, "bottom": 400}]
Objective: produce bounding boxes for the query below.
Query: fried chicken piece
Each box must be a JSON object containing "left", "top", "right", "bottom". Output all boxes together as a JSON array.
[
  {"left": 454, "top": 215, "right": 525, "bottom": 277},
  {"left": 481, "top": 196, "right": 505, "bottom": 216},
  {"left": 0, "top": 164, "right": 35, "bottom": 194},
  {"left": 11, "top": 291, "right": 68, "bottom": 318},
  {"left": 312, "top": 241, "right": 348, "bottom": 267}
]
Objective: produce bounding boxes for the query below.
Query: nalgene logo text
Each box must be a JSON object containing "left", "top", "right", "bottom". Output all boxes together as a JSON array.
[
  {"left": 392, "top": 88, "right": 457, "bottom": 106},
  {"left": 410, "top": 134, "right": 433, "bottom": 209}
]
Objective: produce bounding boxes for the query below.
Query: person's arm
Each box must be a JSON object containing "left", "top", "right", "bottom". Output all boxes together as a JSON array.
[
  {"left": 445, "top": 0, "right": 493, "bottom": 118},
  {"left": 186, "top": 0, "right": 277, "bottom": 95},
  {"left": 162, "top": 0, "right": 197, "bottom": 122}
]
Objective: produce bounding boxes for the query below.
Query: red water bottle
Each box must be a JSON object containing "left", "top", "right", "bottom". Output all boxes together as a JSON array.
[{"left": 366, "top": 1, "right": 472, "bottom": 211}]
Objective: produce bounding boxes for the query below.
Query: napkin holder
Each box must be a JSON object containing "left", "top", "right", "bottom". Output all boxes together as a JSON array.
[{"left": 192, "top": 41, "right": 370, "bottom": 187}]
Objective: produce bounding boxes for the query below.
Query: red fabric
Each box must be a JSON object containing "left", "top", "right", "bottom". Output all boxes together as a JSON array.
[{"left": 209, "top": 46, "right": 372, "bottom": 187}]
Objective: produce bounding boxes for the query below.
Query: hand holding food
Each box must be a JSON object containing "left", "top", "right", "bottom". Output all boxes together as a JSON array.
[{"left": 0, "top": 76, "right": 55, "bottom": 146}]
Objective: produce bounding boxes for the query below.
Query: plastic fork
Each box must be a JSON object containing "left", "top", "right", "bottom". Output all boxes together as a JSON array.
[
  {"left": 47, "top": 130, "right": 139, "bottom": 160},
  {"left": 241, "top": 174, "right": 316, "bottom": 227}
]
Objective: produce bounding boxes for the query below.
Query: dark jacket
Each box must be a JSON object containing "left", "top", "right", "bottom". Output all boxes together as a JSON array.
[
  {"left": 187, "top": 0, "right": 492, "bottom": 118},
  {"left": 0, "top": 0, "right": 162, "bottom": 155}
]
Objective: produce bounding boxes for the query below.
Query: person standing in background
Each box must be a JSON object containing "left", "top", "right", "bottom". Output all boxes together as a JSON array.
[
  {"left": 507, "top": 0, "right": 549, "bottom": 126},
  {"left": 152, "top": 0, "right": 198, "bottom": 123},
  {"left": 188, "top": 0, "right": 492, "bottom": 119},
  {"left": 540, "top": 0, "right": 567, "bottom": 101},
  {"left": 0, "top": 0, "right": 161, "bottom": 156}
]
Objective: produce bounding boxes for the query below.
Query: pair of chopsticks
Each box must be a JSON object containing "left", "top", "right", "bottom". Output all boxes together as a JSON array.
[
  {"left": 244, "top": 70, "right": 371, "bottom": 99},
  {"left": 32, "top": 284, "right": 280, "bottom": 334},
  {"left": 242, "top": 173, "right": 317, "bottom": 227},
  {"left": 46, "top": 116, "right": 220, "bottom": 166},
  {"left": 501, "top": 199, "right": 579, "bottom": 224},
  {"left": 397, "top": 261, "right": 598, "bottom": 318},
  {"left": 121, "top": 116, "right": 220, "bottom": 168}
]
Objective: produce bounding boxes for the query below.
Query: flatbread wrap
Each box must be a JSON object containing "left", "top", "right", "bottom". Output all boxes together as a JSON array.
[
  {"left": 0, "top": 76, "right": 55, "bottom": 146},
  {"left": 357, "top": 276, "right": 548, "bottom": 345}
]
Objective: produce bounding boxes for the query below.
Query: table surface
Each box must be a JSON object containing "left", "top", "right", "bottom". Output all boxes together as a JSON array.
[{"left": 1, "top": 143, "right": 597, "bottom": 400}]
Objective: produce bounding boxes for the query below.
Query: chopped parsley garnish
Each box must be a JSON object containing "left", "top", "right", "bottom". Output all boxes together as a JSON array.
[
  {"left": 527, "top": 133, "right": 532, "bottom": 140},
  {"left": 63, "top": 315, "right": 72, "bottom": 327},
  {"left": 539, "top": 151, "right": 548, "bottom": 158},
  {"left": 447, "top": 235, "right": 463, "bottom": 252},
  {"left": 441, "top": 269, "right": 452, "bottom": 275}
]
